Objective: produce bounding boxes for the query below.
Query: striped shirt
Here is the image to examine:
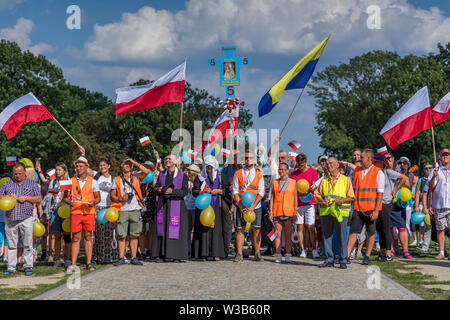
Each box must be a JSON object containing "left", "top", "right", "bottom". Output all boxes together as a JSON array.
[{"left": 0, "top": 178, "right": 41, "bottom": 221}]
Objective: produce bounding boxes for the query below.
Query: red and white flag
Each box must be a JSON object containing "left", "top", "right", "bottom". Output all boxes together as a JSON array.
[
  {"left": 0, "top": 93, "right": 53, "bottom": 139},
  {"left": 288, "top": 152, "right": 298, "bottom": 161},
  {"left": 187, "top": 149, "right": 197, "bottom": 159},
  {"left": 200, "top": 181, "right": 208, "bottom": 193},
  {"left": 139, "top": 136, "right": 151, "bottom": 146},
  {"left": 194, "top": 107, "right": 239, "bottom": 151},
  {"left": 6, "top": 157, "right": 16, "bottom": 166},
  {"left": 156, "top": 158, "right": 162, "bottom": 168},
  {"left": 47, "top": 169, "right": 56, "bottom": 180},
  {"left": 115, "top": 62, "right": 186, "bottom": 117},
  {"left": 380, "top": 86, "right": 432, "bottom": 150},
  {"left": 267, "top": 226, "right": 278, "bottom": 242},
  {"left": 288, "top": 140, "right": 301, "bottom": 151},
  {"left": 221, "top": 148, "right": 231, "bottom": 157},
  {"left": 432, "top": 92, "right": 450, "bottom": 125},
  {"left": 59, "top": 180, "right": 72, "bottom": 191},
  {"left": 376, "top": 146, "right": 388, "bottom": 155}
]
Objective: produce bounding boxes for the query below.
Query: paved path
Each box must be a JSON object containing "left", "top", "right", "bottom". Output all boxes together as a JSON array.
[{"left": 36, "top": 256, "right": 419, "bottom": 300}]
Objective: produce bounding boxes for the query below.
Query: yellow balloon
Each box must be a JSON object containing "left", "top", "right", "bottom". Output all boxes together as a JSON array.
[
  {"left": 57, "top": 206, "right": 70, "bottom": 219},
  {"left": 19, "top": 158, "right": 34, "bottom": 168},
  {"left": 424, "top": 214, "right": 431, "bottom": 227},
  {"left": 392, "top": 196, "right": 397, "bottom": 203},
  {"left": 243, "top": 211, "right": 256, "bottom": 223},
  {"left": 296, "top": 179, "right": 310, "bottom": 195},
  {"left": 244, "top": 222, "right": 252, "bottom": 232},
  {"left": 200, "top": 206, "right": 215, "bottom": 227},
  {"left": 213, "top": 144, "right": 221, "bottom": 156},
  {"left": 62, "top": 218, "right": 71, "bottom": 233},
  {"left": 0, "top": 177, "right": 10, "bottom": 187},
  {"left": 105, "top": 207, "right": 119, "bottom": 223},
  {"left": 400, "top": 187, "right": 412, "bottom": 202},
  {"left": 33, "top": 221, "right": 45, "bottom": 237},
  {"left": 0, "top": 196, "right": 16, "bottom": 211}
]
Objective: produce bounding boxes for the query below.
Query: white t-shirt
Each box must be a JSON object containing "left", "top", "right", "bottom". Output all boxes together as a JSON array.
[
  {"left": 111, "top": 173, "right": 142, "bottom": 212},
  {"left": 428, "top": 166, "right": 450, "bottom": 209},
  {"left": 75, "top": 175, "right": 100, "bottom": 193},
  {"left": 96, "top": 175, "right": 114, "bottom": 208},
  {"left": 361, "top": 165, "right": 385, "bottom": 193},
  {"left": 232, "top": 167, "right": 265, "bottom": 209}
]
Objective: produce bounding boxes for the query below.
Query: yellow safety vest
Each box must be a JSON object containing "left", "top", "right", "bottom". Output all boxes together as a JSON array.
[{"left": 319, "top": 175, "right": 351, "bottom": 217}]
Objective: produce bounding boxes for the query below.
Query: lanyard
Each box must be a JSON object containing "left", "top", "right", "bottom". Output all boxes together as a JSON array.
[
  {"left": 121, "top": 173, "right": 134, "bottom": 193},
  {"left": 243, "top": 168, "right": 252, "bottom": 186},
  {"left": 277, "top": 178, "right": 289, "bottom": 194}
]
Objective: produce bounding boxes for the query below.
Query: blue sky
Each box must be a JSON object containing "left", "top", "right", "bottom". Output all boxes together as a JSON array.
[{"left": 0, "top": 0, "right": 449, "bottom": 162}]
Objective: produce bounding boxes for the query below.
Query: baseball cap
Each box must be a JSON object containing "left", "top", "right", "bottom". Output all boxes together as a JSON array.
[
  {"left": 397, "top": 156, "right": 410, "bottom": 164},
  {"left": 319, "top": 155, "right": 328, "bottom": 161},
  {"left": 373, "top": 153, "right": 386, "bottom": 162},
  {"left": 74, "top": 156, "right": 89, "bottom": 166},
  {"left": 440, "top": 148, "right": 450, "bottom": 156}
]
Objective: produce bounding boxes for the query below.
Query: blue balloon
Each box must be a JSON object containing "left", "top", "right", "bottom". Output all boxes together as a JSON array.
[
  {"left": 195, "top": 193, "right": 212, "bottom": 210},
  {"left": 263, "top": 165, "right": 271, "bottom": 176},
  {"left": 181, "top": 151, "right": 192, "bottom": 164},
  {"left": 143, "top": 171, "right": 155, "bottom": 183},
  {"left": 300, "top": 192, "right": 313, "bottom": 203},
  {"left": 96, "top": 208, "right": 108, "bottom": 224},
  {"left": 206, "top": 148, "right": 216, "bottom": 156},
  {"left": 411, "top": 212, "right": 426, "bottom": 225},
  {"left": 241, "top": 192, "right": 254, "bottom": 208}
]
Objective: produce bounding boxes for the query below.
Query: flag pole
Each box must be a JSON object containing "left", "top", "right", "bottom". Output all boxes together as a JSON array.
[
  {"left": 431, "top": 123, "right": 437, "bottom": 169},
  {"left": 178, "top": 101, "right": 183, "bottom": 156},
  {"left": 52, "top": 117, "right": 83, "bottom": 150},
  {"left": 279, "top": 81, "right": 310, "bottom": 137}
]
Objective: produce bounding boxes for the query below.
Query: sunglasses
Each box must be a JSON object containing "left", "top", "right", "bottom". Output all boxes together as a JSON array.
[
  {"left": 398, "top": 162, "right": 407, "bottom": 165},
  {"left": 385, "top": 156, "right": 392, "bottom": 160},
  {"left": 245, "top": 157, "right": 254, "bottom": 160},
  {"left": 424, "top": 167, "right": 433, "bottom": 170}
]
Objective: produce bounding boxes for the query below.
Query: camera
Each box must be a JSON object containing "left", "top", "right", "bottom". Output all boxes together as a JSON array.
[{"left": 126, "top": 192, "right": 134, "bottom": 200}]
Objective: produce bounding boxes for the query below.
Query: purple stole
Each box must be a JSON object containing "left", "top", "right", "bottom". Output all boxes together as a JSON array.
[
  {"left": 207, "top": 174, "right": 220, "bottom": 210},
  {"left": 156, "top": 169, "right": 183, "bottom": 239}
]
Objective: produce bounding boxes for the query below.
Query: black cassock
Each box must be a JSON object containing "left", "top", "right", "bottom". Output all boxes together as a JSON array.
[
  {"left": 151, "top": 169, "right": 189, "bottom": 260},
  {"left": 191, "top": 172, "right": 227, "bottom": 259}
]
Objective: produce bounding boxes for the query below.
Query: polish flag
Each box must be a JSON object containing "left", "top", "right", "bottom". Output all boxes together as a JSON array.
[
  {"left": 47, "top": 169, "right": 56, "bottom": 180},
  {"left": 200, "top": 181, "right": 208, "bottom": 193},
  {"left": 380, "top": 87, "right": 432, "bottom": 150},
  {"left": 156, "top": 158, "right": 162, "bottom": 168},
  {"left": 59, "top": 180, "right": 72, "bottom": 191},
  {"left": 432, "top": 92, "right": 450, "bottom": 125},
  {"left": 221, "top": 148, "right": 231, "bottom": 157},
  {"left": 288, "top": 140, "right": 301, "bottom": 151},
  {"left": 0, "top": 93, "right": 53, "bottom": 139},
  {"left": 194, "top": 107, "right": 239, "bottom": 151},
  {"left": 267, "top": 227, "right": 278, "bottom": 242},
  {"left": 6, "top": 157, "right": 16, "bottom": 166},
  {"left": 376, "top": 146, "right": 388, "bottom": 155},
  {"left": 288, "top": 152, "right": 298, "bottom": 161},
  {"left": 115, "top": 62, "right": 186, "bottom": 117},
  {"left": 139, "top": 136, "right": 151, "bottom": 146},
  {"left": 187, "top": 149, "right": 197, "bottom": 159}
]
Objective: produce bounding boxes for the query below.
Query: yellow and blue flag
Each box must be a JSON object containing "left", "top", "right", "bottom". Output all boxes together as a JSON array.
[{"left": 258, "top": 35, "right": 330, "bottom": 117}]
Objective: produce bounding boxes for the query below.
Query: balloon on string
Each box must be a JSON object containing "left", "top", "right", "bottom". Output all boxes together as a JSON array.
[
  {"left": 244, "top": 221, "right": 252, "bottom": 232},
  {"left": 57, "top": 206, "right": 70, "bottom": 219},
  {"left": 0, "top": 196, "right": 16, "bottom": 211},
  {"left": 33, "top": 221, "right": 45, "bottom": 237},
  {"left": 195, "top": 193, "right": 212, "bottom": 210},
  {"left": 241, "top": 192, "right": 254, "bottom": 208},
  {"left": 411, "top": 212, "right": 426, "bottom": 225},
  {"left": 0, "top": 177, "right": 10, "bottom": 187},
  {"left": 62, "top": 218, "right": 71, "bottom": 233},
  {"left": 300, "top": 192, "right": 313, "bottom": 203},
  {"left": 96, "top": 208, "right": 108, "bottom": 224},
  {"left": 296, "top": 179, "right": 310, "bottom": 195},
  {"left": 399, "top": 187, "right": 412, "bottom": 202},
  {"left": 200, "top": 206, "right": 215, "bottom": 227},
  {"left": 181, "top": 151, "right": 192, "bottom": 164},
  {"left": 243, "top": 211, "right": 256, "bottom": 223},
  {"left": 105, "top": 207, "right": 119, "bottom": 223},
  {"left": 424, "top": 213, "right": 431, "bottom": 226},
  {"left": 143, "top": 171, "right": 155, "bottom": 183}
]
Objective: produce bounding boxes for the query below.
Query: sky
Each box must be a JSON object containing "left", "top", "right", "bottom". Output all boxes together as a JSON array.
[{"left": 0, "top": 0, "right": 449, "bottom": 162}]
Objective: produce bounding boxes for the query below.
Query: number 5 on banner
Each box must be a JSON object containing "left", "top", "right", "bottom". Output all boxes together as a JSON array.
[{"left": 226, "top": 86, "right": 235, "bottom": 98}]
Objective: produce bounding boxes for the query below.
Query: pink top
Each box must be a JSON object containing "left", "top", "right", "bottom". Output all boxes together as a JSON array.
[{"left": 290, "top": 167, "right": 319, "bottom": 205}]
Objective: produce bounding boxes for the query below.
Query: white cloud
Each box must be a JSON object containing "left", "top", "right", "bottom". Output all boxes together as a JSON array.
[
  {"left": 0, "top": 0, "right": 25, "bottom": 11},
  {"left": 84, "top": 0, "right": 450, "bottom": 63},
  {"left": 0, "top": 18, "right": 53, "bottom": 55}
]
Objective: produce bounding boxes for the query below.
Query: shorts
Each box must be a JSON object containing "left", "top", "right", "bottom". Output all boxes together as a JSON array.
[
  {"left": 296, "top": 205, "right": 315, "bottom": 226},
  {"left": 350, "top": 211, "right": 376, "bottom": 234},
  {"left": 50, "top": 210, "right": 63, "bottom": 233},
  {"left": 0, "top": 222, "right": 7, "bottom": 246},
  {"left": 117, "top": 210, "right": 142, "bottom": 238},
  {"left": 235, "top": 207, "right": 262, "bottom": 229},
  {"left": 434, "top": 209, "right": 450, "bottom": 231},
  {"left": 273, "top": 216, "right": 295, "bottom": 224},
  {"left": 70, "top": 214, "right": 95, "bottom": 233},
  {"left": 390, "top": 208, "right": 407, "bottom": 229}
]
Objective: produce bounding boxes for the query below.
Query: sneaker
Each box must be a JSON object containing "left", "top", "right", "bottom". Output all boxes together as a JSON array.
[
  {"left": 4, "top": 269, "right": 15, "bottom": 275},
  {"left": 312, "top": 249, "right": 320, "bottom": 259},
  {"left": 385, "top": 255, "right": 394, "bottom": 262},
  {"left": 254, "top": 252, "right": 264, "bottom": 262},
  {"left": 3, "top": 258, "right": 7, "bottom": 264},
  {"left": 24, "top": 267, "right": 32, "bottom": 276},
  {"left": 65, "top": 265, "right": 76, "bottom": 274},
  {"left": 113, "top": 258, "right": 127, "bottom": 266},
  {"left": 435, "top": 253, "right": 445, "bottom": 260},
  {"left": 275, "top": 254, "right": 282, "bottom": 263},
  {"left": 375, "top": 254, "right": 386, "bottom": 262},
  {"left": 138, "top": 253, "right": 146, "bottom": 261},
  {"left": 233, "top": 253, "right": 243, "bottom": 263},
  {"left": 130, "top": 257, "right": 143, "bottom": 265},
  {"left": 16, "top": 262, "right": 23, "bottom": 270},
  {"left": 410, "top": 240, "right": 417, "bottom": 247},
  {"left": 403, "top": 251, "right": 413, "bottom": 259},
  {"left": 300, "top": 250, "right": 307, "bottom": 258},
  {"left": 362, "top": 256, "right": 371, "bottom": 265},
  {"left": 284, "top": 254, "right": 291, "bottom": 263}
]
